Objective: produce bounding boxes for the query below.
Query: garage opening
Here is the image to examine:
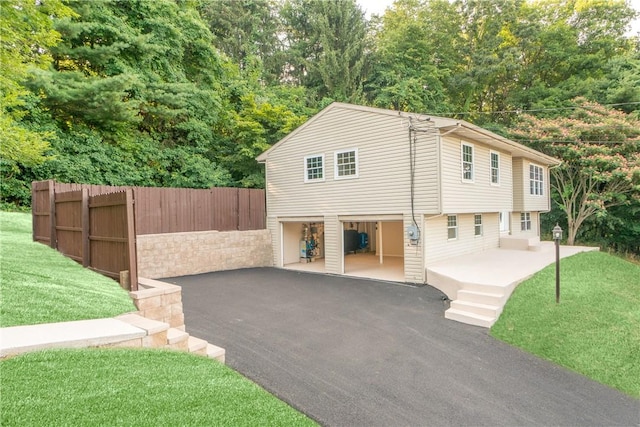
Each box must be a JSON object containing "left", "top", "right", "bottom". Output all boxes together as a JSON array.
[
  {"left": 343, "top": 221, "right": 404, "bottom": 282},
  {"left": 282, "top": 221, "right": 326, "bottom": 273}
]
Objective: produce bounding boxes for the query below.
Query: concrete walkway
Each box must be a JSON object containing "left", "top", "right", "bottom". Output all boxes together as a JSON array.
[{"left": 170, "top": 267, "right": 639, "bottom": 427}]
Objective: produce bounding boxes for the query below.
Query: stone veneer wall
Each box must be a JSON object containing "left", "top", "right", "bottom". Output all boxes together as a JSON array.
[{"left": 137, "top": 229, "right": 273, "bottom": 279}]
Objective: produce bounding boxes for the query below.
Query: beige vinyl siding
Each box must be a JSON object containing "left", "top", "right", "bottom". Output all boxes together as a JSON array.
[
  {"left": 424, "top": 213, "right": 500, "bottom": 265},
  {"left": 324, "top": 216, "right": 342, "bottom": 274},
  {"left": 512, "top": 159, "right": 550, "bottom": 212},
  {"left": 267, "top": 216, "right": 280, "bottom": 267},
  {"left": 440, "top": 137, "right": 513, "bottom": 213},
  {"left": 404, "top": 214, "right": 425, "bottom": 283},
  {"left": 264, "top": 106, "right": 439, "bottom": 218}
]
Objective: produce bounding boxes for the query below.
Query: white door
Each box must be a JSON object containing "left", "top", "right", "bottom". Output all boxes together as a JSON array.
[{"left": 499, "top": 211, "right": 510, "bottom": 233}]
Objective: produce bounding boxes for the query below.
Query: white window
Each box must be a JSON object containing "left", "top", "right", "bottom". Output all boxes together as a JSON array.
[
  {"left": 490, "top": 151, "right": 500, "bottom": 185},
  {"left": 447, "top": 215, "right": 458, "bottom": 240},
  {"left": 521, "top": 212, "right": 531, "bottom": 231},
  {"left": 334, "top": 149, "right": 358, "bottom": 179},
  {"left": 474, "top": 214, "right": 483, "bottom": 236},
  {"left": 461, "top": 143, "right": 474, "bottom": 182},
  {"left": 529, "top": 164, "right": 544, "bottom": 195},
  {"left": 304, "top": 154, "right": 324, "bottom": 182}
]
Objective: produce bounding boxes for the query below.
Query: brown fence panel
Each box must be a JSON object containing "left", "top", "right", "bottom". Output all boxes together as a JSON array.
[
  {"left": 32, "top": 180, "right": 55, "bottom": 246},
  {"left": 54, "top": 190, "right": 84, "bottom": 263},
  {"left": 211, "top": 187, "right": 239, "bottom": 231},
  {"left": 89, "top": 190, "right": 137, "bottom": 290},
  {"left": 250, "top": 188, "right": 266, "bottom": 230}
]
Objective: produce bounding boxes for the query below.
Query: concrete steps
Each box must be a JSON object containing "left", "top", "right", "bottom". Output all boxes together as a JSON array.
[
  {"left": 445, "top": 289, "right": 505, "bottom": 328},
  {"left": 444, "top": 308, "right": 494, "bottom": 328},
  {"left": 449, "top": 300, "right": 500, "bottom": 318}
]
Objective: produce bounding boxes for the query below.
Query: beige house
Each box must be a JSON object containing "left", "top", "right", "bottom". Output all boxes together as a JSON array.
[{"left": 257, "top": 102, "right": 559, "bottom": 290}]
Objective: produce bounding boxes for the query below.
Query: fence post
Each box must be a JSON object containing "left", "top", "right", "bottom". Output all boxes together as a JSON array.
[
  {"left": 31, "top": 182, "right": 36, "bottom": 242},
  {"left": 81, "top": 188, "right": 90, "bottom": 267},
  {"left": 126, "top": 189, "right": 138, "bottom": 291},
  {"left": 49, "top": 180, "right": 57, "bottom": 249}
]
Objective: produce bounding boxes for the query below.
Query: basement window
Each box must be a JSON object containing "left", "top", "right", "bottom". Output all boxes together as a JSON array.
[
  {"left": 447, "top": 215, "right": 458, "bottom": 240},
  {"left": 474, "top": 214, "right": 483, "bottom": 236},
  {"left": 304, "top": 154, "right": 325, "bottom": 183},
  {"left": 521, "top": 212, "right": 531, "bottom": 231}
]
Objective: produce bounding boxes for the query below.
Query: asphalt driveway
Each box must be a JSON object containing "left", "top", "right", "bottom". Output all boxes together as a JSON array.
[{"left": 164, "top": 268, "right": 638, "bottom": 426}]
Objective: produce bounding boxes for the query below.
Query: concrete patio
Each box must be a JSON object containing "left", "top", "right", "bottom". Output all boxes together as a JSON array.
[{"left": 427, "top": 242, "right": 599, "bottom": 327}]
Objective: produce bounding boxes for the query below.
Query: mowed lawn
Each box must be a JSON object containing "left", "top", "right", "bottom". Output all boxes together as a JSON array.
[
  {"left": 492, "top": 251, "right": 640, "bottom": 398},
  {"left": 0, "top": 211, "right": 135, "bottom": 327},
  {"left": 1, "top": 211, "right": 317, "bottom": 426},
  {"left": 2, "top": 348, "right": 315, "bottom": 427}
]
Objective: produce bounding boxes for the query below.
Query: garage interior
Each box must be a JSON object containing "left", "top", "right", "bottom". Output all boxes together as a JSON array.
[{"left": 283, "top": 220, "right": 405, "bottom": 282}]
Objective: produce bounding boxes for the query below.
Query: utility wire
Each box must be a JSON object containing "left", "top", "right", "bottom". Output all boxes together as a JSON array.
[{"left": 426, "top": 101, "right": 640, "bottom": 117}]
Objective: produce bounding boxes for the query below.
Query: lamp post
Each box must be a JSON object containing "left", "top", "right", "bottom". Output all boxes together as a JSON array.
[{"left": 553, "top": 224, "right": 563, "bottom": 304}]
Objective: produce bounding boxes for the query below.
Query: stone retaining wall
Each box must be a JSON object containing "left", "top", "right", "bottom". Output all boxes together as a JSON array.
[
  {"left": 129, "top": 277, "right": 185, "bottom": 329},
  {"left": 137, "top": 229, "right": 273, "bottom": 279}
]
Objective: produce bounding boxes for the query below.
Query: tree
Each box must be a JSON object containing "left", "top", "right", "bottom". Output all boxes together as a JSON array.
[
  {"left": 198, "top": 0, "right": 282, "bottom": 83},
  {"left": 509, "top": 99, "right": 640, "bottom": 245},
  {"left": 280, "top": 0, "right": 369, "bottom": 102},
  {"left": 0, "top": 0, "right": 75, "bottom": 206},
  {"left": 366, "top": 0, "right": 456, "bottom": 112}
]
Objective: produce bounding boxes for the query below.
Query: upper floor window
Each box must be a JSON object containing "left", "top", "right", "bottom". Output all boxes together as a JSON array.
[
  {"left": 490, "top": 151, "right": 500, "bottom": 185},
  {"left": 529, "top": 164, "right": 544, "bottom": 195},
  {"left": 461, "top": 143, "right": 474, "bottom": 182},
  {"left": 447, "top": 215, "right": 458, "bottom": 240},
  {"left": 304, "top": 154, "right": 324, "bottom": 182},
  {"left": 474, "top": 214, "right": 483, "bottom": 236},
  {"left": 521, "top": 212, "right": 531, "bottom": 231},
  {"left": 335, "top": 149, "right": 358, "bottom": 179}
]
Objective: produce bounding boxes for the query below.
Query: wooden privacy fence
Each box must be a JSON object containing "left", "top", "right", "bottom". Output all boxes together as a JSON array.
[
  {"left": 33, "top": 182, "right": 138, "bottom": 290},
  {"left": 32, "top": 180, "right": 266, "bottom": 290}
]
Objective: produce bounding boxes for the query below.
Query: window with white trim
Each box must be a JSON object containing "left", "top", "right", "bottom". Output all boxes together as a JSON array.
[
  {"left": 529, "top": 164, "right": 544, "bottom": 195},
  {"left": 447, "top": 215, "right": 458, "bottom": 240},
  {"left": 461, "top": 143, "right": 474, "bottom": 181},
  {"left": 521, "top": 212, "right": 531, "bottom": 231},
  {"left": 334, "top": 149, "right": 358, "bottom": 179},
  {"left": 304, "top": 154, "right": 324, "bottom": 182},
  {"left": 490, "top": 151, "right": 500, "bottom": 185},
  {"left": 474, "top": 214, "right": 483, "bottom": 236}
]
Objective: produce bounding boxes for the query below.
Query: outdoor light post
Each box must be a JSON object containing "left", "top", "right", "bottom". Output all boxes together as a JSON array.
[{"left": 553, "top": 224, "right": 563, "bottom": 304}]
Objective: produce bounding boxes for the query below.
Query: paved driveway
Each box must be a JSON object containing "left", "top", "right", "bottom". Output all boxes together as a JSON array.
[{"left": 165, "top": 268, "right": 638, "bottom": 426}]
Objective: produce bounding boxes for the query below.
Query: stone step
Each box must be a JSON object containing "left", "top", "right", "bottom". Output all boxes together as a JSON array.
[
  {"left": 445, "top": 308, "right": 495, "bottom": 328},
  {"left": 206, "top": 344, "right": 226, "bottom": 363},
  {"left": 450, "top": 300, "right": 500, "bottom": 318},
  {"left": 457, "top": 289, "right": 505, "bottom": 306},
  {"left": 187, "top": 336, "right": 208, "bottom": 356},
  {"left": 166, "top": 328, "right": 189, "bottom": 351}
]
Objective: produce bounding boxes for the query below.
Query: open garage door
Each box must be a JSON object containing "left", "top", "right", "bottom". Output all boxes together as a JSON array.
[
  {"left": 343, "top": 220, "right": 404, "bottom": 282},
  {"left": 281, "top": 220, "right": 326, "bottom": 274}
]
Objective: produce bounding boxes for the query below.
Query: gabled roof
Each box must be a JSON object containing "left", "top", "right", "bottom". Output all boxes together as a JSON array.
[{"left": 256, "top": 102, "right": 560, "bottom": 166}]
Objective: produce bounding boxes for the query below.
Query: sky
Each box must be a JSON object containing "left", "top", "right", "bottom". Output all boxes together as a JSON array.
[{"left": 357, "top": 0, "right": 640, "bottom": 36}]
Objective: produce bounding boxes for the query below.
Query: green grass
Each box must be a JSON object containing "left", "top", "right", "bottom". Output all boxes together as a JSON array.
[
  {"left": 1, "top": 348, "right": 316, "bottom": 426},
  {"left": 491, "top": 251, "right": 640, "bottom": 398},
  {"left": 0, "top": 211, "right": 136, "bottom": 326}
]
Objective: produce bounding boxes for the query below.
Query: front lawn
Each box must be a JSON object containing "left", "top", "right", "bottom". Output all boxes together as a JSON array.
[
  {"left": 0, "top": 211, "right": 136, "bottom": 327},
  {"left": 1, "top": 348, "right": 316, "bottom": 426},
  {"left": 491, "top": 251, "right": 640, "bottom": 398}
]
